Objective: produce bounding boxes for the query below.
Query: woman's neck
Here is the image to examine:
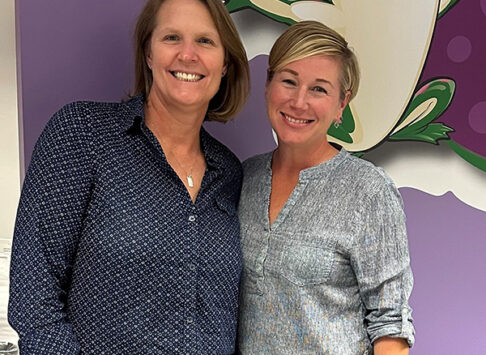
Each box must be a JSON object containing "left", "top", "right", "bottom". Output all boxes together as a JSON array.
[
  {"left": 272, "top": 140, "right": 339, "bottom": 174},
  {"left": 144, "top": 91, "right": 205, "bottom": 153}
]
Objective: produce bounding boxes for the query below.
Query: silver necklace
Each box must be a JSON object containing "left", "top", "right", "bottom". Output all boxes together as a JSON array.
[
  {"left": 149, "top": 122, "right": 198, "bottom": 188},
  {"left": 166, "top": 145, "right": 197, "bottom": 188},
  {"left": 187, "top": 173, "right": 194, "bottom": 188},
  {"left": 167, "top": 150, "right": 197, "bottom": 188}
]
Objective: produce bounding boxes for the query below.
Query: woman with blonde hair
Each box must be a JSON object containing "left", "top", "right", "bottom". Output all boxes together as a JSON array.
[{"left": 238, "top": 21, "right": 414, "bottom": 354}]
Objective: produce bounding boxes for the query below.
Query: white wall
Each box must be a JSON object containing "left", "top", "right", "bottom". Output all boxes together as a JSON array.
[
  {"left": 0, "top": 0, "right": 20, "bottom": 345},
  {"left": 0, "top": 0, "right": 21, "bottom": 241}
]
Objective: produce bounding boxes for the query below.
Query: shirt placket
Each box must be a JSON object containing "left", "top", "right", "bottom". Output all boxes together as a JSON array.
[
  {"left": 263, "top": 178, "right": 309, "bottom": 292},
  {"left": 184, "top": 203, "right": 199, "bottom": 354},
  {"left": 268, "top": 179, "right": 309, "bottom": 232}
]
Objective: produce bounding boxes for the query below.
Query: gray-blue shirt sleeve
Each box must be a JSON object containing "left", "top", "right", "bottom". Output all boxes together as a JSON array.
[{"left": 350, "top": 180, "right": 415, "bottom": 346}]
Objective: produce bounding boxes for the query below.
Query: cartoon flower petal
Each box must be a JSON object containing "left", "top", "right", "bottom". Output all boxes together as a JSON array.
[{"left": 390, "top": 78, "right": 455, "bottom": 144}]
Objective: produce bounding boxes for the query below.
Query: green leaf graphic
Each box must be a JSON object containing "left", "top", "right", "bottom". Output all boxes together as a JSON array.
[
  {"left": 391, "top": 78, "right": 455, "bottom": 143},
  {"left": 327, "top": 105, "right": 355, "bottom": 144},
  {"left": 225, "top": 0, "right": 252, "bottom": 12},
  {"left": 225, "top": 0, "right": 294, "bottom": 24},
  {"left": 391, "top": 123, "right": 453, "bottom": 144},
  {"left": 225, "top": 0, "right": 332, "bottom": 26}
]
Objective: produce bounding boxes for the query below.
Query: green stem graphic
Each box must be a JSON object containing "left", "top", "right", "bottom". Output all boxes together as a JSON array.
[
  {"left": 438, "top": 0, "right": 460, "bottom": 18},
  {"left": 446, "top": 140, "right": 486, "bottom": 172}
]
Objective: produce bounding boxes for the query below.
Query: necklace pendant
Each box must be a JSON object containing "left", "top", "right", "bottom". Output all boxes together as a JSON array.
[{"left": 187, "top": 175, "right": 194, "bottom": 188}]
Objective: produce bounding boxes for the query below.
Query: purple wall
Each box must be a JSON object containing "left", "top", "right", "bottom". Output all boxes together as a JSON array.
[
  {"left": 420, "top": 0, "right": 486, "bottom": 157},
  {"left": 17, "top": 0, "right": 145, "bottom": 169},
  {"left": 404, "top": 189, "right": 486, "bottom": 354},
  {"left": 16, "top": 1, "right": 486, "bottom": 353}
]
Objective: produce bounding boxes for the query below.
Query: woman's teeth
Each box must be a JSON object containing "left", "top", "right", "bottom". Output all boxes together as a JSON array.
[
  {"left": 172, "top": 71, "right": 202, "bottom": 82},
  {"left": 284, "top": 114, "right": 311, "bottom": 124}
]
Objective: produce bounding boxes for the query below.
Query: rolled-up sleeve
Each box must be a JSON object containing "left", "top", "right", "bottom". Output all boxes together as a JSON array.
[
  {"left": 8, "top": 103, "right": 94, "bottom": 354},
  {"left": 351, "top": 181, "right": 415, "bottom": 347}
]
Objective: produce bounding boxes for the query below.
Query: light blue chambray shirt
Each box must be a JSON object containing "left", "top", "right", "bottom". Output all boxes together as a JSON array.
[{"left": 237, "top": 149, "right": 414, "bottom": 355}]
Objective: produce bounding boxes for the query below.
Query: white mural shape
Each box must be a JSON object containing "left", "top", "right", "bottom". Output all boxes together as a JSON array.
[
  {"left": 230, "top": 0, "right": 486, "bottom": 211},
  {"left": 242, "top": 0, "right": 440, "bottom": 151}
]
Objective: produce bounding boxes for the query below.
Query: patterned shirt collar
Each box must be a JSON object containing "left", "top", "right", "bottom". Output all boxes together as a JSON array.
[
  {"left": 119, "top": 94, "right": 145, "bottom": 132},
  {"left": 119, "top": 94, "right": 227, "bottom": 170}
]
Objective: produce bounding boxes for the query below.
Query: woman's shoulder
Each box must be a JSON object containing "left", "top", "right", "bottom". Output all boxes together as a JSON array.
[
  {"left": 62, "top": 98, "right": 129, "bottom": 119},
  {"left": 331, "top": 152, "right": 404, "bottom": 220},
  {"left": 45, "top": 96, "right": 147, "bottom": 143},
  {"left": 338, "top": 150, "right": 398, "bottom": 196},
  {"left": 30, "top": 100, "right": 126, "bottom": 168},
  {"left": 242, "top": 151, "right": 272, "bottom": 174},
  {"left": 48, "top": 99, "right": 127, "bottom": 131},
  {"left": 339, "top": 150, "right": 390, "bottom": 180}
]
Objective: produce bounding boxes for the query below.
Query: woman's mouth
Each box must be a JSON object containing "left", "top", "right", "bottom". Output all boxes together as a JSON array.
[
  {"left": 283, "top": 113, "right": 312, "bottom": 124},
  {"left": 170, "top": 71, "right": 204, "bottom": 82}
]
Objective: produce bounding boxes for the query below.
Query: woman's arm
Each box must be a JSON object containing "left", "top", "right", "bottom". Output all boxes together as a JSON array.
[
  {"left": 374, "top": 337, "right": 409, "bottom": 355},
  {"left": 350, "top": 179, "right": 415, "bottom": 349},
  {"left": 9, "top": 103, "right": 94, "bottom": 354}
]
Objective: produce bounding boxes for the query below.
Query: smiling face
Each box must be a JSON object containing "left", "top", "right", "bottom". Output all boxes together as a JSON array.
[
  {"left": 266, "top": 54, "right": 350, "bottom": 150},
  {"left": 146, "top": 0, "right": 226, "bottom": 114}
]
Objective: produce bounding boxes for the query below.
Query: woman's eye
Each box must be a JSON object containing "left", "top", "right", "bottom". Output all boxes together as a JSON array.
[
  {"left": 164, "top": 34, "right": 179, "bottom": 41},
  {"left": 198, "top": 37, "right": 214, "bottom": 45},
  {"left": 312, "top": 86, "right": 327, "bottom": 94},
  {"left": 282, "top": 79, "right": 296, "bottom": 86}
]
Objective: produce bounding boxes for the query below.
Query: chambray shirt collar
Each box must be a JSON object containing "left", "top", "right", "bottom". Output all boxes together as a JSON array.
[
  {"left": 299, "top": 148, "right": 348, "bottom": 180},
  {"left": 265, "top": 148, "right": 349, "bottom": 181},
  {"left": 119, "top": 94, "right": 226, "bottom": 170}
]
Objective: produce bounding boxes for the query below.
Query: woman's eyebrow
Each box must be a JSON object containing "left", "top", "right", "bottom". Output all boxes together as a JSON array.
[
  {"left": 280, "top": 68, "right": 334, "bottom": 88},
  {"left": 316, "top": 78, "right": 334, "bottom": 88},
  {"left": 280, "top": 68, "right": 298, "bottom": 76}
]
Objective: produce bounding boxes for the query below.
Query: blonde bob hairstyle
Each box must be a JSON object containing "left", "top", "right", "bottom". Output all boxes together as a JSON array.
[
  {"left": 133, "top": 0, "right": 250, "bottom": 122},
  {"left": 268, "top": 21, "right": 360, "bottom": 102}
]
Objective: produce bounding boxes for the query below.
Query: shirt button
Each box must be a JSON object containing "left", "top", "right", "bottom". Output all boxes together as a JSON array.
[
  {"left": 187, "top": 317, "right": 193, "bottom": 324},
  {"left": 188, "top": 215, "right": 196, "bottom": 222}
]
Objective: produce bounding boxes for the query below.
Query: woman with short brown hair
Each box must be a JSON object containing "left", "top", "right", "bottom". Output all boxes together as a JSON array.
[{"left": 9, "top": 0, "right": 249, "bottom": 353}]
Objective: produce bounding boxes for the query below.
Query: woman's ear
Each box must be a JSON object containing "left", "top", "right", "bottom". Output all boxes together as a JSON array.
[
  {"left": 265, "top": 69, "right": 273, "bottom": 99},
  {"left": 266, "top": 68, "right": 273, "bottom": 87},
  {"left": 339, "top": 90, "right": 351, "bottom": 112},
  {"left": 342, "top": 91, "right": 351, "bottom": 108},
  {"left": 146, "top": 49, "right": 153, "bottom": 70}
]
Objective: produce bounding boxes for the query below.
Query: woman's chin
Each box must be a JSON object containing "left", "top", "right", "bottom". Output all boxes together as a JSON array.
[{"left": 277, "top": 136, "right": 311, "bottom": 149}]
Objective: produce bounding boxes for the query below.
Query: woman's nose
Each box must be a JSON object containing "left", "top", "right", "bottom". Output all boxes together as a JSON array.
[
  {"left": 290, "top": 88, "right": 308, "bottom": 110},
  {"left": 178, "top": 42, "right": 198, "bottom": 63}
]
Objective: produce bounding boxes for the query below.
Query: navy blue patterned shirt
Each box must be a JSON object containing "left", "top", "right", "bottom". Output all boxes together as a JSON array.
[{"left": 9, "top": 95, "right": 243, "bottom": 355}]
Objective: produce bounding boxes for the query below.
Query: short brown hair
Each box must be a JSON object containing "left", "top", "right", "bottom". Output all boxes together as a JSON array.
[
  {"left": 268, "top": 21, "right": 360, "bottom": 101},
  {"left": 133, "top": 0, "right": 250, "bottom": 122}
]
